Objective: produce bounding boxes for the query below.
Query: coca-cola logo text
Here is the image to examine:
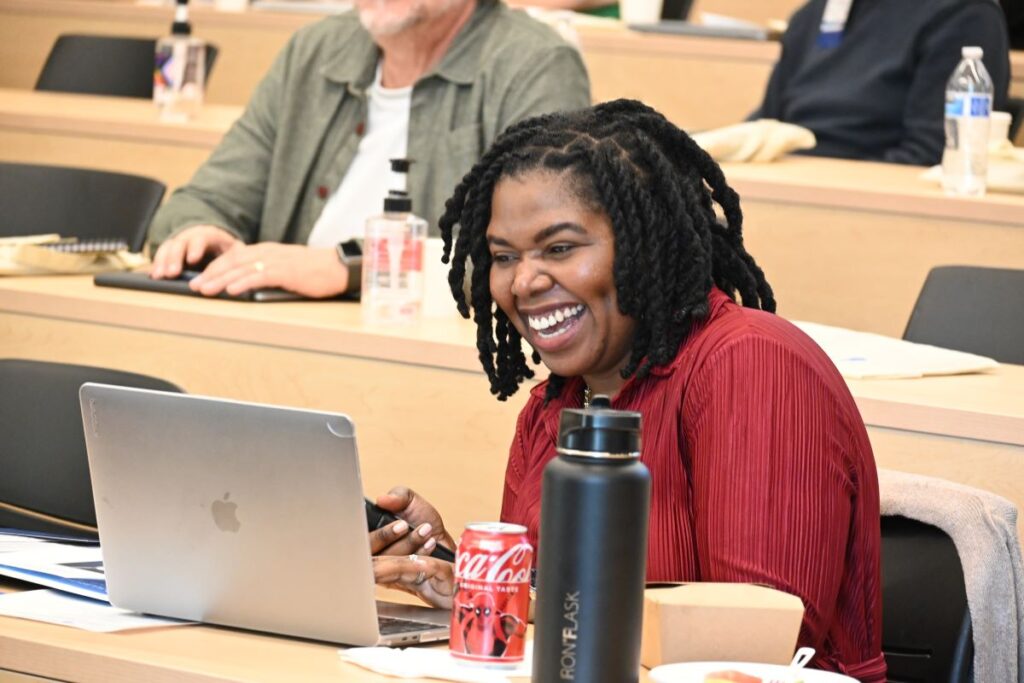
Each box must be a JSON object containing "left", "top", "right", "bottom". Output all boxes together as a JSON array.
[{"left": 455, "top": 543, "right": 532, "bottom": 583}]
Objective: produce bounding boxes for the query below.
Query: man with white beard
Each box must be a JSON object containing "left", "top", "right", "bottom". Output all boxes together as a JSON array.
[{"left": 147, "top": 0, "right": 589, "bottom": 299}]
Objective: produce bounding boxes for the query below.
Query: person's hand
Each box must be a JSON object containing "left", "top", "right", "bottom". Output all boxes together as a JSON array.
[
  {"left": 373, "top": 554, "right": 455, "bottom": 609},
  {"left": 151, "top": 224, "right": 241, "bottom": 280},
  {"left": 368, "top": 486, "right": 456, "bottom": 559},
  {"left": 188, "top": 242, "right": 351, "bottom": 299}
]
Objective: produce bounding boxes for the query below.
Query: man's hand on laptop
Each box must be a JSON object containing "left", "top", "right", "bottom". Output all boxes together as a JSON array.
[
  {"left": 368, "top": 486, "right": 456, "bottom": 558},
  {"left": 151, "top": 225, "right": 241, "bottom": 280}
]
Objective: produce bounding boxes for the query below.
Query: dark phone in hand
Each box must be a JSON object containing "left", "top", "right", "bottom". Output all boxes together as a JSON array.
[{"left": 364, "top": 498, "right": 456, "bottom": 563}]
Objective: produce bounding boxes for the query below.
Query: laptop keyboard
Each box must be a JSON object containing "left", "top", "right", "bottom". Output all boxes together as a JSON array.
[{"left": 378, "top": 615, "right": 444, "bottom": 635}]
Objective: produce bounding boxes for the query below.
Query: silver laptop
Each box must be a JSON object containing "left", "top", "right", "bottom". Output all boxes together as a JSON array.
[{"left": 78, "top": 383, "right": 450, "bottom": 646}]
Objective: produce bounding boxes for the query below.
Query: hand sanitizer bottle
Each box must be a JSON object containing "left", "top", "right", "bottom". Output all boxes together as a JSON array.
[
  {"left": 362, "top": 159, "right": 427, "bottom": 325},
  {"left": 154, "top": 0, "right": 206, "bottom": 122}
]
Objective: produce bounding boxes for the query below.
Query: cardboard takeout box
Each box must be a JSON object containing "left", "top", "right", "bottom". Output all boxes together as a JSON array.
[{"left": 640, "top": 582, "right": 804, "bottom": 668}]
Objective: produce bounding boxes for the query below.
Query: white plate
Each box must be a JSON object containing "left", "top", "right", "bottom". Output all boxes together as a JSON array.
[{"left": 649, "top": 661, "right": 858, "bottom": 683}]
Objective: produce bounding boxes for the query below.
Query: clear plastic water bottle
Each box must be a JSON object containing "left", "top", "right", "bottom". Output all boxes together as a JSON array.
[
  {"left": 154, "top": 0, "right": 206, "bottom": 122},
  {"left": 941, "top": 46, "right": 993, "bottom": 197}
]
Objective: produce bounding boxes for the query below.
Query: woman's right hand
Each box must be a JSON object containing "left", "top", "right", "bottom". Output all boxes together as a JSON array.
[{"left": 368, "top": 486, "right": 456, "bottom": 559}]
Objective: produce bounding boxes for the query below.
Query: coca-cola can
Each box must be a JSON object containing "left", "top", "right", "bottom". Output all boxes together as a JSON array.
[{"left": 450, "top": 522, "right": 533, "bottom": 665}]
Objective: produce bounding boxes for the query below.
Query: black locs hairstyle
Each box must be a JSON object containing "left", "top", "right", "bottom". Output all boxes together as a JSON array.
[{"left": 438, "top": 99, "right": 775, "bottom": 403}]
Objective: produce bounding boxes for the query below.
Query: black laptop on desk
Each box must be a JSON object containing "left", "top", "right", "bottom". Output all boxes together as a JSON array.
[
  {"left": 94, "top": 271, "right": 307, "bottom": 302},
  {"left": 629, "top": 0, "right": 770, "bottom": 41}
]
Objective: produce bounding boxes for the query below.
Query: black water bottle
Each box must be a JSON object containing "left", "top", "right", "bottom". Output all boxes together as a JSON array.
[{"left": 532, "top": 395, "right": 651, "bottom": 683}]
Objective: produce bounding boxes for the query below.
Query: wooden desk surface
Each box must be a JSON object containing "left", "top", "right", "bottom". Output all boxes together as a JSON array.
[
  {"left": 0, "top": 273, "right": 484, "bottom": 372},
  {"left": 1, "top": 274, "right": 1021, "bottom": 447},
  {"left": 719, "top": 156, "right": 1024, "bottom": 336},
  {"left": 5, "top": 89, "right": 1018, "bottom": 229},
  {"left": 0, "top": 87, "right": 241, "bottom": 190},
  {"left": 722, "top": 155, "right": 1024, "bottom": 228},
  {"left": 0, "top": 612, "right": 659, "bottom": 683},
  {"left": 1012, "top": 50, "right": 1024, "bottom": 101},
  {"left": 0, "top": 88, "right": 241, "bottom": 149}
]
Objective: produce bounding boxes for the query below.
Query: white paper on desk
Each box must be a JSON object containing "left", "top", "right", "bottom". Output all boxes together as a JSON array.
[
  {"left": 0, "top": 536, "right": 48, "bottom": 553},
  {"left": 0, "top": 544, "right": 103, "bottom": 578},
  {"left": 0, "top": 541, "right": 107, "bottom": 601},
  {"left": 794, "top": 321, "right": 999, "bottom": 379},
  {"left": 339, "top": 643, "right": 532, "bottom": 682},
  {"left": 0, "top": 590, "right": 192, "bottom": 632}
]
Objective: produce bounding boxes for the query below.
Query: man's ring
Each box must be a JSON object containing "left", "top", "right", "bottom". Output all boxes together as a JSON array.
[{"left": 253, "top": 261, "right": 265, "bottom": 273}]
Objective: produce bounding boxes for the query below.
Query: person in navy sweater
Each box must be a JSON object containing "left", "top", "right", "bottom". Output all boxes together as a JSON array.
[{"left": 754, "top": 0, "right": 1010, "bottom": 165}]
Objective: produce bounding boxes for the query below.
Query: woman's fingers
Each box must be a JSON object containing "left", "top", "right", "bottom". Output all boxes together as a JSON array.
[
  {"left": 375, "top": 487, "right": 417, "bottom": 514},
  {"left": 374, "top": 486, "right": 456, "bottom": 551},
  {"left": 368, "top": 519, "right": 409, "bottom": 554},
  {"left": 372, "top": 521, "right": 437, "bottom": 556},
  {"left": 373, "top": 555, "right": 455, "bottom": 609}
]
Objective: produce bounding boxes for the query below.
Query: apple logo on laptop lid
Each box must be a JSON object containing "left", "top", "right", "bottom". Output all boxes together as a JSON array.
[{"left": 211, "top": 492, "right": 241, "bottom": 533}]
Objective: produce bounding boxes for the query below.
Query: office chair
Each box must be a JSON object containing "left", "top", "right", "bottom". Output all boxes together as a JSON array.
[
  {"left": 0, "top": 162, "right": 165, "bottom": 253},
  {"left": 0, "top": 360, "right": 182, "bottom": 539},
  {"left": 903, "top": 265, "right": 1024, "bottom": 365},
  {"left": 35, "top": 34, "right": 219, "bottom": 99},
  {"left": 1006, "top": 96, "right": 1024, "bottom": 143},
  {"left": 881, "top": 515, "right": 973, "bottom": 683}
]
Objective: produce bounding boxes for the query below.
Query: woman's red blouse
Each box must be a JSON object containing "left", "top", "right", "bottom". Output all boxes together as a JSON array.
[{"left": 500, "top": 288, "right": 886, "bottom": 681}]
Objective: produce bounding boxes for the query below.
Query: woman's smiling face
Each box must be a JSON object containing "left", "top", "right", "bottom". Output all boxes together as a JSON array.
[{"left": 486, "top": 170, "right": 636, "bottom": 395}]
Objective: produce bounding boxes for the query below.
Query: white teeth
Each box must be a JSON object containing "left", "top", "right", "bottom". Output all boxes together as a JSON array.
[
  {"left": 538, "top": 326, "right": 569, "bottom": 339},
  {"left": 526, "top": 304, "right": 584, "bottom": 331}
]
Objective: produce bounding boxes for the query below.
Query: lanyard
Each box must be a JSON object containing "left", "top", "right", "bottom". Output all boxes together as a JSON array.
[{"left": 818, "top": 0, "right": 854, "bottom": 48}]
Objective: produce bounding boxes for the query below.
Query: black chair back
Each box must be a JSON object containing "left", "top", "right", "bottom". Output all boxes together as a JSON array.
[
  {"left": 903, "top": 265, "right": 1024, "bottom": 365},
  {"left": 0, "top": 360, "right": 182, "bottom": 538},
  {"left": 0, "top": 162, "right": 165, "bottom": 253},
  {"left": 36, "top": 34, "right": 219, "bottom": 99},
  {"left": 1006, "top": 96, "right": 1024, "bottom": 142},
  {"left": 881, "top": 515, "right": 973, "bottom": 683}
]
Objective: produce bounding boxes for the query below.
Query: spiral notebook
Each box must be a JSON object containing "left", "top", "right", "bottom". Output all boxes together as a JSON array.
[{"left": 0, "top": 235, "right": 143, "bottom": 275}]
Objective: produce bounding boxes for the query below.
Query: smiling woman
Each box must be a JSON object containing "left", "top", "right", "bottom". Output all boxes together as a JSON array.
[
  {"left": 370, "top": 100, "right": 886, "bottom": 681},
  {"left": 485, "top": 176, "right": 635, "bottom": 395},
  {"left": 439, "top": 100, "right": 886, "bottom": 681}
]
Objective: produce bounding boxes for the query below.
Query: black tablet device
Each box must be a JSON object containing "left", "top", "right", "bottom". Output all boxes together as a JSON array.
[{"left": 94, "top": 271, "right": 307, "bottom": 302}]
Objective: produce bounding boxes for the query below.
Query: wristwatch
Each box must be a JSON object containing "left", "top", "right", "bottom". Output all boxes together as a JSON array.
[{"left": 335, "top": 239, "right": 363, "bottom": 295}]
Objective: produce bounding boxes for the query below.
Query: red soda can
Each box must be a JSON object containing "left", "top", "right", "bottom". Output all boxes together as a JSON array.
[{"left": 450, "top": 522, "right": 533, "bottom": 665}]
